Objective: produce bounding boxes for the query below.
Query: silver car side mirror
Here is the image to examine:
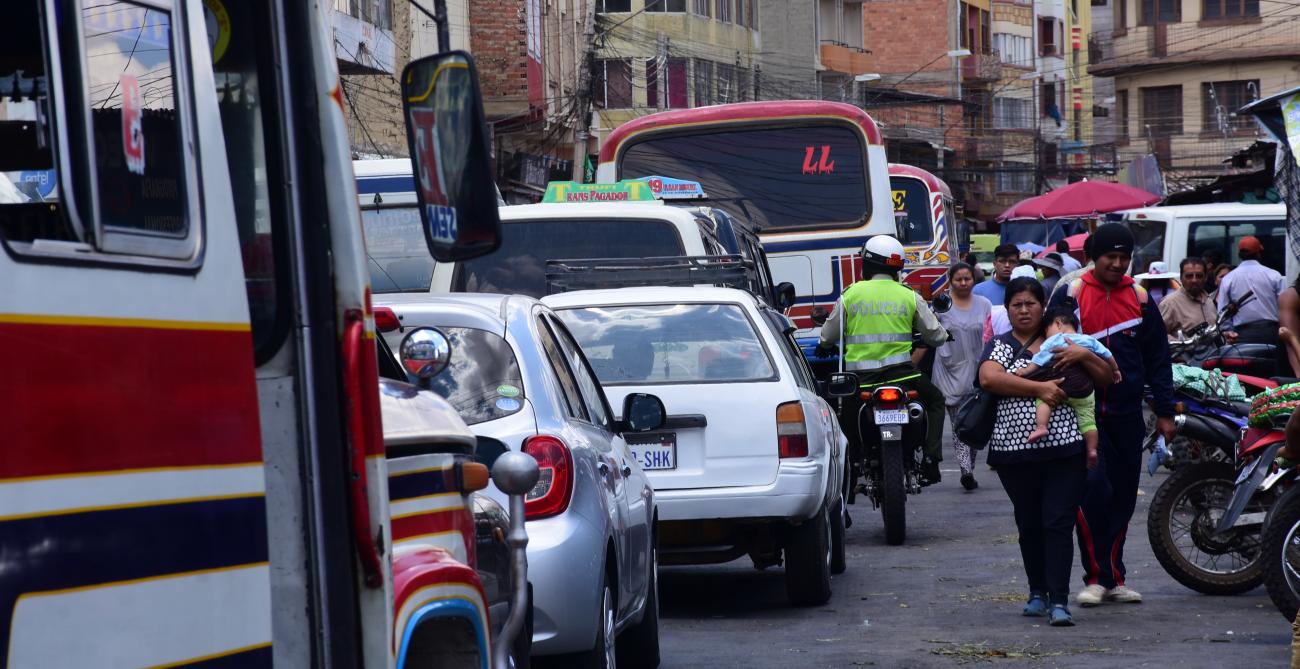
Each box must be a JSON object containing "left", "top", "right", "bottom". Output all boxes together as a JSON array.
[{"left": 399, "top": 327, "right": 451, "bottom": 379}]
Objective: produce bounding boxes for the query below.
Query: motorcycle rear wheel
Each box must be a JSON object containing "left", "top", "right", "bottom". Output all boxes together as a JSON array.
[
  {"left": 879, "top": 441, "right": 906, "bottom": 546},
  {"left": 1147, "top": 461, "right": 1264, "bottom": 595},
  {"left": 1261, "top": 484, "right": 1300, "bottom": 620}
]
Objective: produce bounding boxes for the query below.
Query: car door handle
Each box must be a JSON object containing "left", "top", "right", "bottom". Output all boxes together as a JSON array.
[{"left": 621, "top": 465, "right": 633, "bottom": 477}]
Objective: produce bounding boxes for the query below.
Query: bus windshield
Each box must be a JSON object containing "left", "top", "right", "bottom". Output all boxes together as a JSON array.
[
  {"left": 889, "top": 176, "right": 934, "bottom": 246},
  {"left": 618, "top": 125, "right": 868, "bottom": 232}
]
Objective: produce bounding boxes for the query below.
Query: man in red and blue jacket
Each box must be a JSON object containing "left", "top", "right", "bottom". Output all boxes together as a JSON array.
[{"left": 1049, "top": 224, "right": 1176, "bottom": 607}]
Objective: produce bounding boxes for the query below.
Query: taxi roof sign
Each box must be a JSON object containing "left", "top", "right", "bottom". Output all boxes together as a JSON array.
[
  {"left": 638, "top": 176, "right": 707, "bottom": 200},
  {"left": 542, "top": 180, "right": 656, "bottom": 203}
]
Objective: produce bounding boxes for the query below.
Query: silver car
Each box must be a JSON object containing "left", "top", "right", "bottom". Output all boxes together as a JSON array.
[{"left": 375, "top": 293, "right": 662, "bottom": 668}]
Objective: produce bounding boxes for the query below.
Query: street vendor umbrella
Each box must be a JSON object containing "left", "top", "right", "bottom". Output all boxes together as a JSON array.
[
  {"left": 1035, "top": 232, "right": 1088, "bottom": 258},
  {"left": 1017, "top": 242, "right": 1046, "bottom": 254},
  {"left": 998, "top": 180, "right": 1161, "bottom": 221}
]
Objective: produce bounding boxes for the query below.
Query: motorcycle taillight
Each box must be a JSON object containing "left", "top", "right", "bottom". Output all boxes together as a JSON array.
[{"left": 1239, "top": 426, "right": 1276, "bottom": 458}]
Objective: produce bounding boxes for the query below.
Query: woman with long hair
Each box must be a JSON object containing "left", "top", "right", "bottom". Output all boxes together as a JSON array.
[{"left": 934, "top": 263, "right": 992, "bottom": 490}]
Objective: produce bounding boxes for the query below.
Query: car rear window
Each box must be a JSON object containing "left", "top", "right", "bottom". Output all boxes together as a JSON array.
[
  {"left": 421, "top": 327, "right": 525, "bottom": 425},
  {"left": 362, "top": 206, "right": 435, "bottom": 293},
  {"left": 453, "top": 218, "right": 685, "bottom": 298},
  {"left": 555, "top": 303, "right": 777, "bottom": 385}
]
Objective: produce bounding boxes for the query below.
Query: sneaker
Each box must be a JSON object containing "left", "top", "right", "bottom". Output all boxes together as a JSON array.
[
  {"left": 1104, "top": 585, "right": 1143, "bottom": 603},
  {"left": 961, "top": 473, "right": 978, "bottom": 491},
  {"left": 1075, "top": 584, "right": 1106, "bottom": 607},
  {"left": 1022, "top": 592, "right": 1047, "bottom": 617},
  {"left": 1048, "top": 605, "right": 1075, "bottom": 627}
]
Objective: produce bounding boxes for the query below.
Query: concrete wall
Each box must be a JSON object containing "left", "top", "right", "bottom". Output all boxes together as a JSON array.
[
  {"left": 339, "top": 3, "right": 413, "bottom": 157},
  {"left": 759, "top": 0, "right": 817, "bottom": 99}
]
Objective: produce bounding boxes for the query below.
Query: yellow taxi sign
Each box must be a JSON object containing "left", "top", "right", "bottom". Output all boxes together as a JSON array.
[{"left": 542, "top": 180, "right": 656, "bottom": 203}]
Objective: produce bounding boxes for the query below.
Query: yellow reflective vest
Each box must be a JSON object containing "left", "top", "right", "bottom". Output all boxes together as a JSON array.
[{"left": 840, "top": 279, "right": 915, "bottom": 371}]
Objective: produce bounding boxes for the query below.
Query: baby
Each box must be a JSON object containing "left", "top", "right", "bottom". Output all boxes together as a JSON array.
[{"left": 1015, "top": 309, "right": 1122, "bottom": 458}]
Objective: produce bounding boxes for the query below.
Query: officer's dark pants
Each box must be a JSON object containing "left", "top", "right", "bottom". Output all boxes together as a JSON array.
[
  {"left": 1076, "top": 410, "right": 1145, "bottom": 589},
  {"left": 842, "top": 365, "right": 945, "bottom": 464}
]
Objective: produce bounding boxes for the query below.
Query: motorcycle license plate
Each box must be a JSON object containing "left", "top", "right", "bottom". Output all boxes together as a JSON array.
[
  {"left": 874, "top": 409, "right": 908, "bottom": 425},
  {"left": 879, "top": 425, "right": 903, "bottom": 441},
  {"left": 626, "top": 432, "right": 676, "bottom": 471}
]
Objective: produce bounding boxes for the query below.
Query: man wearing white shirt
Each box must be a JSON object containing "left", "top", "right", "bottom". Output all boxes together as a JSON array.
[{"left": 1217, "top": 236, "right": 1286, "bottom": 345}]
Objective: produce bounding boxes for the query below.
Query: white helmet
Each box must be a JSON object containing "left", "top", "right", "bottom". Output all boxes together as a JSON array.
[{"left": 861, "top": 235, "right": 906, "bottom": 276}]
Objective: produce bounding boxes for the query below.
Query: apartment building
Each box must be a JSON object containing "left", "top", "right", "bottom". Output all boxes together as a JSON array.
[
  {"left": 1090, "top": 0, "right": 1300, "bottom": 187},
  {"left": 333, "top": 0, "right": 412, "bottom": 157}
]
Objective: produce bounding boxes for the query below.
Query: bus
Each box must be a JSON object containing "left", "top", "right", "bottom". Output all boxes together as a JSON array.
[
  {"left": 888, "top": 163, "right": 958, "bottom": 298},
  {"left": 598, "top": 101, "right": 945, "bottom": 342}
]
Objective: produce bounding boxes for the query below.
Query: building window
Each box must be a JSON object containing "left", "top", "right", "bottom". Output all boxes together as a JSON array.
[
  {"left": 997, "top": 162, "right": 1035, "bottom": 193},
  {"left": 1141, "top": 85, "right": 1183, "bottom": 137},
  {"left": 979, "top": 10, "right": 992, "bottom": 54},
  {"left": 1117, "top": 89, "right": 1129, "bottom": 139},
  {"left": 595, "top": 59, "right": 633, "bottom": 108},
  {"left": 1203, "top": 0, "right": 1259, "bottom": 19},
  {"left": 716, "top": 0, "right": 732, "bottom": 22},
  {"left": 992, "top": 33, "right": 1031, "bottom": 67},
  {"left": 1038, "top": 18, "right": 1058, "bottom": 55},
  {"left": 694, "top": 59, "right": 714, "bottom": 106},
  {"left": 1116, "top": 0, "right": 1128, "bottom": 28},
  {"left": 693, "top": 0, "right": 710, "bottom": 15},
  {"left": 1202, "top": 80, "right": 1259, "bottom": 131},
  {"left": 717, "top": 62, "right": 736, "bottom": 102},
  {"left": 597, "top": 0, "right": 631, "bottom": 11},
  {"left": 1092, "top": 0, "right": 1107, "bottom": 5},
  {"left": 994, "top": 97, "right": 1035, "bottom": 129},
  {"left": 646, "top": 0, "right": 687, "bottom": 12},
  {"left": 1140, "top": 0, "right": 1179, "bottom": 24},
  {"left": 648, "top": 58, "right": 689, "bottom": 109}
]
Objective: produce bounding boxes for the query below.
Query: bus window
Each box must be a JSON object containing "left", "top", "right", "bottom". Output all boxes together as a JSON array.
[
  {"left": 1188, "top": 219, "right": 1287, "bottom": 274},
  {"left": 618, "top": 125, "right": 869, "bottom": 232},
  {"left": 890, "top": 177, "right": 934, "bottom": 246}
]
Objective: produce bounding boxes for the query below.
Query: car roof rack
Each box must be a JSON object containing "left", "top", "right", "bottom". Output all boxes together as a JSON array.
[{"left": 545, "top": 255, "right": 759, "bottom": 295}]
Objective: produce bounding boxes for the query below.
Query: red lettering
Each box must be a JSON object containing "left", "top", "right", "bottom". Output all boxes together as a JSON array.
[
  {"left": 816, "top": 145, "right": 835, "bottom": 174},
  {"left": 802, "top": 146, "right": 817, "bottom": 175}
]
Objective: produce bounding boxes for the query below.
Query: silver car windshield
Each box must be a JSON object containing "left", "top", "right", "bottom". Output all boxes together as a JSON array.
[{"left": 556, "top": 303, "right": 776, "bottom": 385}]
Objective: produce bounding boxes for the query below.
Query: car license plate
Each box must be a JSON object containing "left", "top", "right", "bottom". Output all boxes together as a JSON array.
[
  {"left": 874, "top": 409, "right": 907, "bottom": 425},
  {"left": 626, "top": 433, "right": 677, "bottom": 471}
]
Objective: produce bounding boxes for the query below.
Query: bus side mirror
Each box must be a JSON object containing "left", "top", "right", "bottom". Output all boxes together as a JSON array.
[
  {"left": 400, "top": 51, "right": 502, "bottom": 262},
  {"left": 775, "top": 282, "right": 797, "bottom": 311}
]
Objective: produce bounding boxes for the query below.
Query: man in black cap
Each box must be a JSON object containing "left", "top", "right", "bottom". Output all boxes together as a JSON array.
[{"left": 1050, "top": 223, "right": 1176, "bottom": 607}]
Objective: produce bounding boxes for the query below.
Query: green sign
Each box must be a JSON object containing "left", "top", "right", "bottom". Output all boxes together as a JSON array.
[
  {"left": 1284, "top": 93, "right": 1300, "bottom": 165},
  {"left": 542, "top": 180, "right": 656, "bottom": 203}
]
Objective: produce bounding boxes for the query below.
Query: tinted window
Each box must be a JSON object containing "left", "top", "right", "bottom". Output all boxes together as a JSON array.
[
  {"left": 890, "top": 176, "right": 934, "bottom": 245},
  {"left": 548, "top": 316, "right": 613, "bottom": 428},
  {"left": 362, "top": 207, "right": 435, "bottom": 293},
  {"left": 763, "top": 312, "right": 816, "bottom": 390},
  {"left": 421, "top": 327, "right": 525, "bottom": 425},
  {"left": 1129, "top": 218, "right": 1166, "bottom": 275},
  {"left": 1188, "top": 219, "right": 1286, "bottom": 274},
  {"left": 536, "top": 316, "right": 588, "bottom": 420},
  {"left": 454, "top": 219, "right": 685, "bottom": 298},
  {"left": 619, "top": 125, "right": 869, "bottom": 232},
  {"left": 556, "top": 303, "right": 777, "bottom": 385}
]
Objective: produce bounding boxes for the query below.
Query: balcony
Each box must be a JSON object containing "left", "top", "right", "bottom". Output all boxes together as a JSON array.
[
  {"left": 1089, "top": 18, "right": 1300, "bottom": 77},
  {"left": 961, "top": 51, "right": 1002, "bottom": 82},
  {"left": 820, "top": 42, "right": 875, "bottom": 76}
]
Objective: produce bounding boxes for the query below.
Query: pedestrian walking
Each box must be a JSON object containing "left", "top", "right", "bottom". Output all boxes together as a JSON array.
[
  {"left": 1159, "top": 258, "right": 1215, "bottom": 340},
  {"left": 1056, "top": 239, "right": 1083, "bottom": 274},
  {"left": 973, "top": 244, "right": 1020, "bottom": 305},
  {"left": 978, "top": 277, "right": 1114, "bottom": 626},
  {"left": 964, "top": 252, "right": 986, "bottom": 283},
  {"left": 1034, "top": 252, "right": 1067, "bottom": 297},
  {"left": 934, "top": 263, "right": 993, "bottom": 491},
  {"left": 1217, "top": 236, "right": 1286, "bottom": 345},
  {"left": 984, "top": 265, "right": 1038, "bottom": 341},
  {"left": 1051, "top": 236, "right": 1093, "bottom": 303},
  {"left": 1134, "top": 261, "right": 1179, "bottom": 305},
  {"left": 1049, "top": 223, "right": 1176, "bottom": 608}
]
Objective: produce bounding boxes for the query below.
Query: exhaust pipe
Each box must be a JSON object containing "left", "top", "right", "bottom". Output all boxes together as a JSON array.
[
  {"left": 907, "top": 402, "right": 925, "bottom": 422},
  {"left": 1174, "top": 413, "right": 1238, "bottom": 450}
]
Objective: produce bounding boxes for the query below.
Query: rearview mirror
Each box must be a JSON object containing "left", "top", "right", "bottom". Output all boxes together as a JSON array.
[
  {"left": 621, "top": 393, "right": 666, "bottom": 433},
  {"left": 400, "top": 327, "right": 451, "bottom": 380},
  {"left": 775, "top": 282, "right": 797, "bottom": 311},
  {"left": 400, "top": 51, "right": 501, "bottom": 261},
  {"left": 826, "top": 372, "right": 858, "bottom": 398}
]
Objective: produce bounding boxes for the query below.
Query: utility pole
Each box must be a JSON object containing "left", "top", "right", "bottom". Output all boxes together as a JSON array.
[{"left": 572, "top": 0, "right": 597, "bottom": 181}]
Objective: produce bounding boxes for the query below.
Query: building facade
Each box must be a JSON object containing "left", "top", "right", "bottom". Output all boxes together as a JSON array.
[
  {"left": 1090, "top": 0, "right": 1300, "bottom": 189},
  {"left": 333, "top": 0, "right": 412, "bottom": 158}
]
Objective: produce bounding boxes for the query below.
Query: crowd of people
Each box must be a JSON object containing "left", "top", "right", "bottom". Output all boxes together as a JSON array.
[{"left": 927, "top": 223, "right": 1300, "bottom": 627}]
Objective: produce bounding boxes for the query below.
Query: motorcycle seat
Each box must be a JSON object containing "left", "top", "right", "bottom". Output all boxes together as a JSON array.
[{"left": 1271, "top": 377, "right": 1300, "bottom": 386}]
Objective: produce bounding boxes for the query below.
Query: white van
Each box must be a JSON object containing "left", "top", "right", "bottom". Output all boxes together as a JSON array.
[{"left": 1122, "top": 203, "right": 1290, "bottom": 281}]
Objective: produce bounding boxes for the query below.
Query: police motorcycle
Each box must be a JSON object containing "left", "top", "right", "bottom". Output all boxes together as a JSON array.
[{"left": 816, "top": 237, "right": 944, "bottom": 546}]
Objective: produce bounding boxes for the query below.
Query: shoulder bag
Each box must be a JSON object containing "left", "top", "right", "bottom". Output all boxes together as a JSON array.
[{"left": 954, "top": 336, "right": 1034, "bottom": 450}]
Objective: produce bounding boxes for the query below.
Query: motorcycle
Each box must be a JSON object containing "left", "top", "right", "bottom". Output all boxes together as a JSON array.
[
  {"left": 1168, "top": 289, "right": 1284, "bottom": 393},
  {"left": 1145, "top": 371, "right": 1249, "bottom": 472},
  {"left": 826, "top": 372, "right": 926, "bottom": 546}
]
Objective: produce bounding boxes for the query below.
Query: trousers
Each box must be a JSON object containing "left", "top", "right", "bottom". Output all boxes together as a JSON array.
[
  {"left": 844, "top": 365, "right": 945, "bottom": 463},
  {"left": 945, "top": 404, "right": 975, "bottom": 476},
  {"left": 997, "top": 453, "right": 1088, "bottom": 605},
  {"left": 1076, "top": 411, "right": 1146, "bottom": 588}
]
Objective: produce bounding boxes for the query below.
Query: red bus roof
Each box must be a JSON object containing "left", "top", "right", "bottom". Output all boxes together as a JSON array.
[
  {"left": 888, "top": 163, "right": 952, "bottom": 200},
  {"left": 599, "top": 101, "right": 884, "bottom": 163}
]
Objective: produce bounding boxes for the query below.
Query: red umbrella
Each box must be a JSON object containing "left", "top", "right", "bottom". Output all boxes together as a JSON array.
[
  {"left": 998, "top": 180, "right": 1161, "bottom": 221},
  {"left": 1034, "top": 233, "right": 1088, "bottom": 258}
]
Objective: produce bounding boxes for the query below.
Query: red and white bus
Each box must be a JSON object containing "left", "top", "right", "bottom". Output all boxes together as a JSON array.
[
  {"left": 597, "top": 102, "right": 952, "bottom": 343},
  {"left": 888, "top": 162, "right": 958, "bottom": 298}
]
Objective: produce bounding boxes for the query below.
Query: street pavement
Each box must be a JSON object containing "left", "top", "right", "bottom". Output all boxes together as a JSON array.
[{"left": 658, "top": 438, "right": 1293, "bottom": 668}]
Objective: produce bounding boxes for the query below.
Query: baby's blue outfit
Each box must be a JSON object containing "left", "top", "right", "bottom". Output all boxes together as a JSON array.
[{"left": 1030, "top": 333, "right": 1113, "bottom": 366}]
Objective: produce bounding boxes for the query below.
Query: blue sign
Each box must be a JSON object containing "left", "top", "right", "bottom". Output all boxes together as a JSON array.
[
  {"left": 17, "top": 170, "right": 56, "bottom": 199},
  {"left": 638, "top": 176, "right": 707, "bottom": 200}
]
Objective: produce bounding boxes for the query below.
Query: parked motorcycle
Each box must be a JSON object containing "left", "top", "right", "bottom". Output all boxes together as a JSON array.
[
  {"left": 1168, "top": 289, "right": 1283, "bottom": 393},
  {"left": 826, "top": 373, "right": 926, "bottom": 546},
  {"left": 1145, "top": 377, "right": 1248, "bottom": 472}
]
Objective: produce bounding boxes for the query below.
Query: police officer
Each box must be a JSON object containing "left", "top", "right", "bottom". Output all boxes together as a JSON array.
[{"left": 816, "top": 235, "right": 950, "bottom": 485}]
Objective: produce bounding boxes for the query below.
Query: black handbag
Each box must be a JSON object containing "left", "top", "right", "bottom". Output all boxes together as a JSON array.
[{"left": 954, "top": 336, "right": 1033, "bottom": 450}]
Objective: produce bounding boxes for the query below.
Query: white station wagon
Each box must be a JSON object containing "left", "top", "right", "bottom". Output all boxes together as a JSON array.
[{"left": 544, "top": 286, "right": 849, "bottom": 605}]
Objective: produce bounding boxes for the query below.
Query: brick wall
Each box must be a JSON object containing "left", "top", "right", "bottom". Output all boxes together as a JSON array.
[
  {"left": 470, "top": 0, "right": 529, "bottom": 103},
  {"left": 340, "top": 10, "right": 413, "bottom": 157},
  {"left": 862, "top": 0, "right": 955, "bottom": 98}
]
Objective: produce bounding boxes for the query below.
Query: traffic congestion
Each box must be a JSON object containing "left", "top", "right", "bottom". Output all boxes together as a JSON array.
[{"left": 3, "top": 2, "right": 1299, "bottom": 668}]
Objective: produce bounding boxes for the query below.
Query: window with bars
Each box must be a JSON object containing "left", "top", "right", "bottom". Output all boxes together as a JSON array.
[
  {"left": 1141, "top": 85, "right": 1183, "bottom": 137},
  {"left": 1140, "top": 0, "right": 1179, "bottom": 24},
  {"left": 717, "top": 63, "right": 737, "bottom": 102},
  {"left": 597, "top": 0, "right": 631, "bottom": 11},
  {"left": 693, "top": 0, "right": 710, "bottom": 15},
  {"left": 1202, "top": 80, "right": 1258, "bottom": 131},
  {"left": 646, "top": 0, "right": 687, "bottom": 12},
  {"left": 997, "top": 163, "right": 1035, "bottom": 193},
  {"left": 1203, "top": 0, "right": 1259, "bottom": 19},
  {"left": 993, "top": 97, "right": 1035, "bottom": 129},
  {"left": 716, "top": 0, "right": 732, "bottom": 22},
  {"left": 648, "top": 58, "right": 689, "bottom": 109},
  {"left": 595, "top": 59, "right": 633, "bottom": 108},
  {"left": 993, "top": 34, "right": 1032, "bottom": 67}
]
